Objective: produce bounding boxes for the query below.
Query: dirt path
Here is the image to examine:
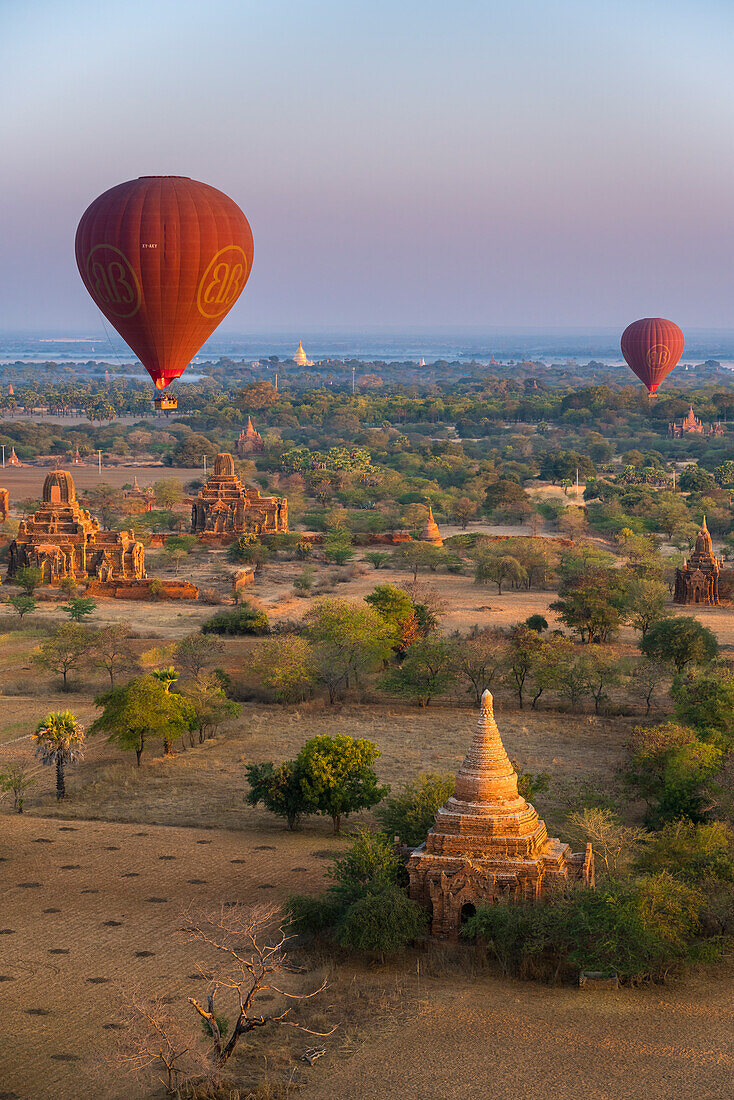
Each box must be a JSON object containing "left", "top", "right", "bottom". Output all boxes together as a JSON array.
[{"left": 302, "top": 966, "right": 734, "bottom": 1100}]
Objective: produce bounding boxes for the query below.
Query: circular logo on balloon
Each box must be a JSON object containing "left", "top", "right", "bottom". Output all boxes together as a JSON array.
[
  {"left": 85, "top": 244, "right": 141, "bottom": 318},
  {"left": 646, "top": 344, "right": 671, "bottom": 370},
  {"left": 197, "top": 246, "right": 249, "bottom": 318}
]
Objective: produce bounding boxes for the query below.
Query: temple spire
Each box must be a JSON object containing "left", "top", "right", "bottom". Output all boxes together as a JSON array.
[
  {"left": 702, "top": 514, "right": 708, "bottom": 532},
  {"left": 453, "top": 689, "right": 519, "bottom": 806}
]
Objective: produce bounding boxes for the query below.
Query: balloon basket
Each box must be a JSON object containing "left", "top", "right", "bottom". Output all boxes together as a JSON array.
[{"left": 155, "top": 395, "right": 178, "bottom": 411}]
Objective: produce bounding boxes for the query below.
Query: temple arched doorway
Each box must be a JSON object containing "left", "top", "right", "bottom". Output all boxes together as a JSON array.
[{"left": 460, "top": 902, "right": 476, "bottom": 927}]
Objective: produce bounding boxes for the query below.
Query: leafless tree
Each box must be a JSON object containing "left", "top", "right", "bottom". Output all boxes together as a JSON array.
[
  {"left": 183, "top": 902, "right": 336, "bottom": 1066},
  {"left": 453, "top": 628, "right": 508, "bottom": 705},
  {"left": 566, "top": 807, "right": 649, "bottom": 876},
  {"left": 93, "top": 623, "right": 138, "bottom": 688},
  {"left": 398, "top": 579, "right": 448, "bottom": 627},
  {"left": 109, "top": 991, "right": 210, "bottom": 1096}
]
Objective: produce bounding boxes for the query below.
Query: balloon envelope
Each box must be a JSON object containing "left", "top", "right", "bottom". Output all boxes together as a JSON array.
[
  {"left": 75, "top": 176, "right": 254, "bottom": 389},
  {"left": 620, "top": 317, "right": 684, "bottom": 394}
]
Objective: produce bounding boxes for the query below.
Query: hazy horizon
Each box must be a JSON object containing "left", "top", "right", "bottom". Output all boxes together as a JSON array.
[{"left": 3, "top": 1, "right": 734, "bottom": 333}]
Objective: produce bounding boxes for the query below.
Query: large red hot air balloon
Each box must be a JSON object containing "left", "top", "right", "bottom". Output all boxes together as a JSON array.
[
  {"left": 75, "top": 176, "right": 254, "bottom": 409},
  {"left": 620, "top": 317, "right": 684, "bottom": 395}
]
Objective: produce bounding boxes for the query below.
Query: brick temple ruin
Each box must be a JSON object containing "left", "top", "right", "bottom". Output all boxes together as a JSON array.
[
  {"left": 420, "top": 504, "right": 443, "bottom": 545},
  {"left": 674, "top": 517, "right": 721, "bottom": 605},
  {"left": 235, "top": 417, "right": 264, "bottom": 456},
  {"left": 7, "top": 470, "right": 145, "bottom": 584},
  {"left": 191, "top": 452, "right": 287, "bottom": 539},
  {"left": 408, "top": 690, "right": 594, "bottom": 940}
]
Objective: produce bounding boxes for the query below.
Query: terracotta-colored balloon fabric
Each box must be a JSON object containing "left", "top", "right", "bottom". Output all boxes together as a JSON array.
[
  {"left": 75, "top": 176, "right": 254, "bottom": 389},
  {"left": 620, "top": 317, "right": 684, "bottom": 394}
]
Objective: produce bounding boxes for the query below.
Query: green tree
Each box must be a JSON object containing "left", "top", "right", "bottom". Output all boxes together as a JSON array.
[
  {"left": 364, "top": 583, "right": 424, "bottom": 653},
  {"left": 14, "top": 566, "right": 43, "bottom": 594},
  {"left": 201, "top": 603, "right": 269, "bottom": 636},
  {"left": 90, "top": 675, "right": 193, "bottom": 765},
  {"left": 335, "top": 886, "right": 427, "bottom": 960},
  {"left": 0, "top": 763, "right": 35, "bottom": 812},
  {"left": 297, "top": 734, "right": 388, "bottom": 834},
  {"left": 638, "top": 819, "right": 734, "bottom": 885},
  {"left": 504, "top": 625, "right": 547, "bottom": 709},
  {"left": 391, "top": 542, "right": 444, "bottom": 580},
  {"left": 484, "top": 478, "right": 526, "bottom": 510},
  {"left": 250, "top": 634, "right": 316, "bottom": 702},
  {"left": 33, "top": 710, "right": 85, "bottom": 800},
  {"left": 303, "top": 599, "right": 393, "bottom": 703},
  {"left": 650, "top": 494, "right": 689, "bottom": 540},
  {"left": 375, "top": 773, "right": 455, "bottom": 846},
  {"left": 624, "top": 577, "right": 668, "bottom": 638},
  {"left": 365, "top": 551, "right": 390, "bottom": 569},
  {"left": 34, "top": 623, "right": 96, "bottom": 691},
  {"left": 550, "top": 566, "right": 627, "bottom": 643},
  {"left": 245, "top": 760, "right": 314, "bottom": 830},
  {"left": 380, "top": 636, "right": 457, "bottom": 706},
  {"left": 182, "top": 672, "right": 240, "bottom": 743},
  {"left": 153, "top": 477, "right": 184, "bottom": 509},
  {"left": 672, "top": 663, "right": 734, "bottom": 739},
  {"left": 627, "top": 723, "right": 723, "bottom": 826},
  {"left": 453, "top": 496, "right": 478, "bottom": 529},
  {"left": 6, "top": 594, "right": 36, "bottom": 620},
  {"left": 640, "top": 617, "right": 718, "bottom": 672},
  {"left": 322, "top": 531, "right": 355, "bottom": 565},
  {"left": 474, "top": 552, "right": 527, "bottom": 594},
  {"left": 60, "top": 596, "right": 97, "bottom": 623},
  {"left": 580, "top": 649, "right": 624, "bottom": 715},
  {"left": 628, "top": 657, "right": 670, "bottom": 717},
  {"left": 163, "top": 535, "right": 197, "bottom": 575},
  {"left": 464, "top": 874, "right": 708, "bottom": 984},
  {"left": 236, "top": 380, "right": 278, "bottom": 410},
  {"left": 678, "top": 466, "right": 716, "bottom": 493}
]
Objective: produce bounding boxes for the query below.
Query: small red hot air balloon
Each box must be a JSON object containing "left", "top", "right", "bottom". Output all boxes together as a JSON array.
[
  {"left": 75, "top": 176, "right": 254, "bottom": 409},
  {"left": 620, "top": 317, "right": 684, "bottom": 395}
]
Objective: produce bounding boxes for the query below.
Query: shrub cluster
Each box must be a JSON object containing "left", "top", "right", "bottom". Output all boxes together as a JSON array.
[
  {"left": 201, "top": 602, "right": 269, "bottom": 636},
  {"left": 286, "top": 830, "right": 427, "bottom": 960}
]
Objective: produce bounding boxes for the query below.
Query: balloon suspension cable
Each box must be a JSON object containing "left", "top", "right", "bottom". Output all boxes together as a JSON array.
[{"left": 99, "top": 315, "right": 125, "bottom": 374}]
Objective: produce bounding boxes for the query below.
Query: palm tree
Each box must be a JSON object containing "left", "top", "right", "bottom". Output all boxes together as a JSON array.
[{"left": 33, "top": 711, "right": 85, "bottom": 800}]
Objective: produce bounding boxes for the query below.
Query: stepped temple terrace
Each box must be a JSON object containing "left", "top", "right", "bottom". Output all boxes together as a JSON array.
[
  {"left": 408, "top": 691, "right": 594, "bottom": 940},
  {"left": 674, "top": 517, "right": 721, "bottom": 605},
  {"left": 7, "top": 470, "right": 145, "bottom": 584},
  {"left": 191, "top": 452, "right": 288, "bottom": 538}
]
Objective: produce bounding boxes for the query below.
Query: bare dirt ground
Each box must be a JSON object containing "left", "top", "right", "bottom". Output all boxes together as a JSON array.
[
  {"left": 301, "top": 961, "right": 734, "bottom": 1100},
  {"left": 0, "top": 815, "right": 334, "bottom": 1100}
]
